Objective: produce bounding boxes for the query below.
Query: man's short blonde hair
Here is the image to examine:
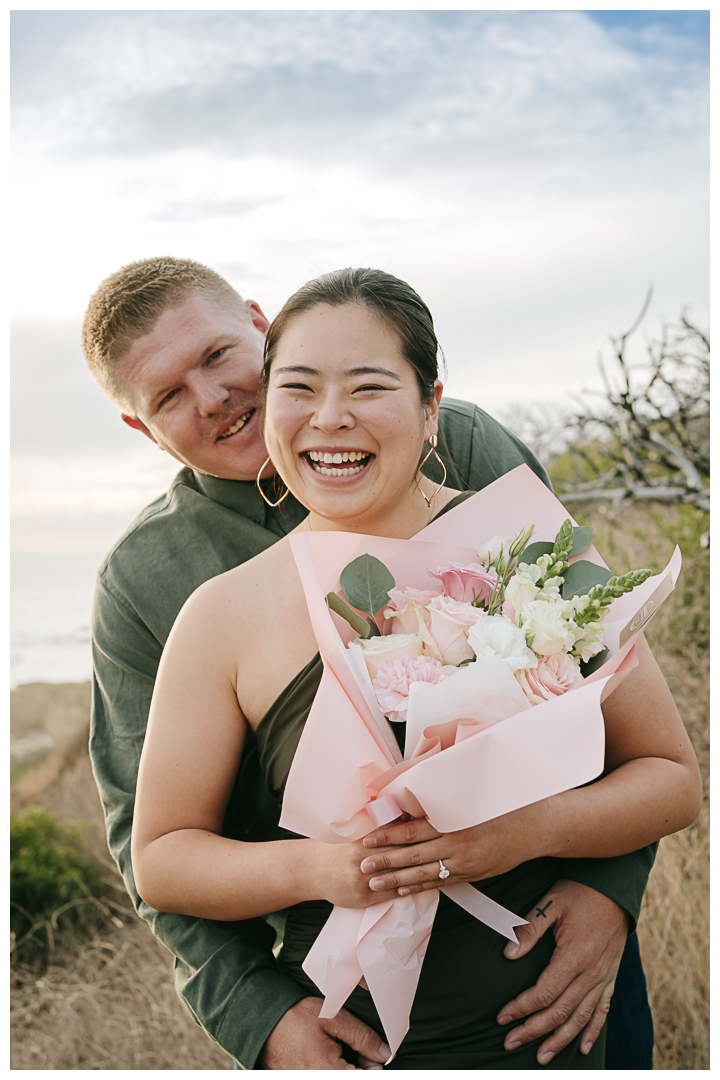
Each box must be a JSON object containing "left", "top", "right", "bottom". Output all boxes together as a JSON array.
[{"left": 82, "top": 256, "right": 248, "bottom": 412}]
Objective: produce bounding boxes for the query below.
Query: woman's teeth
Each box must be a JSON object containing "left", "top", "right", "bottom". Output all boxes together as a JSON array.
[
  {"left": 218, "top": 409, "right": 253, "bottom": 439},
  {"left": 306, "top": 450, "right": 370, "bottom": 476}
]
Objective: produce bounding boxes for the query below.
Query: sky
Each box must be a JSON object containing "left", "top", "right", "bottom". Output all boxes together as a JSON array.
[{"left": 10, "top": 8, "right": 710, "bottom": 555}]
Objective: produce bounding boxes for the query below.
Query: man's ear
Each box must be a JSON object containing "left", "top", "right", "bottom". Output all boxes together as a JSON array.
[
  {"left": 245, "top": 300, "right": 271, "bottom": 336},
  {"left": 121, "top": 414, "right": 158, "bottom": 444}
]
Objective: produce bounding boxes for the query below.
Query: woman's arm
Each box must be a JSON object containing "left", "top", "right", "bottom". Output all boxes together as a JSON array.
[
  {"left": 131, "top": 581, "right": 391, "bottom": 920},
  {"left": 357, "top": 634, "right": 701, "bottom": 892}
]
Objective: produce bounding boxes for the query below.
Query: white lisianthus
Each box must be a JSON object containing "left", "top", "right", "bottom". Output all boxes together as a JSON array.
[
  {"left": 354, "top": 632, "right": 424, "bottom": 681},
  {"left": 467, "top": 615, "right": 538, "bottom": 673},
  {"left": 518, "top": 600, "right": 576, "bottom": 657},
  {"left": 477, "top": 533, "right": 515, "bottom": 568}
]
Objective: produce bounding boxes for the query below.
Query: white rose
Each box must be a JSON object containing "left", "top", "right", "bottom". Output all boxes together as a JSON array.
[
  {"left": 354, "top": 633, "right": 424, "bottom": 681},
  {"left": 467, "top": 615, "right": 538, "bottom": 673},
  {"left": 518, "top": 600, "right": 576, "bottom": 657}
]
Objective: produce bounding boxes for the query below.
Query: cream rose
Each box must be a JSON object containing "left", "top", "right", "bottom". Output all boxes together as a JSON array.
[
  {"left": 515, "top": 653, "right": 584, "bottom": 705},
  {"left": 353, "top": 633, "right": 424, "bottom": 681},
  {"left": 425, "top": 595, "right": 485, "bottom": 666},
  {"left": 467, "top": 615, "right": 537, "bottom": 673}
]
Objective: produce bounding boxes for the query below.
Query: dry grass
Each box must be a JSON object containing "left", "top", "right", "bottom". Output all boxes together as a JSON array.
[
  {"left": 10, "top": 755, "right": 233, "bottom": 1071},
  {"left": 10, "top": 502, "right": 709, "bottom": 1069},
  {"left": 11, "top": 918, "right": 233, "bottom": 1070},
  {"left": 573, "top": 502, "right": 710, "bottom": 1070}
]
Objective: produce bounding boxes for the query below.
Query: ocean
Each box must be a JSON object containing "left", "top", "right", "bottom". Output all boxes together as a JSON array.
[{"left": 10, "top": 547, "right": 109, "bottom": 689}]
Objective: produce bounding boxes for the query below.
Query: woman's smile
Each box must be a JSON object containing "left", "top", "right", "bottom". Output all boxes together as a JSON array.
[{"left": 302, "top": 448, "right": 374, "bottom": 478}]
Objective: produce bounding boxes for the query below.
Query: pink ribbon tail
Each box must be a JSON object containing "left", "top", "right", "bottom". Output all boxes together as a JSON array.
[{"left": 302, "top": 885, "right": 525, "bottom": 1060}]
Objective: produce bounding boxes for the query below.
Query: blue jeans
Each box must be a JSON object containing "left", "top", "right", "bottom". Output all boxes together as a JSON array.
[
  {"left": 605, "top": 932, "right": 654, "bottom": 1069},
  {"left": 235, "top": 933, "right": 654, "bottom": 1070}
]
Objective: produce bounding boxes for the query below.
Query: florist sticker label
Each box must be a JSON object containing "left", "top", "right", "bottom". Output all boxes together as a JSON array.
[{"left": 618, "top": 571, "right": 675, "bottom": 647}]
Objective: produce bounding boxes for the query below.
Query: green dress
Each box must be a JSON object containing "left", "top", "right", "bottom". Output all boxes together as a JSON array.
[{"left": 255, "top": 648, "right": 606, "bottom": 1069}]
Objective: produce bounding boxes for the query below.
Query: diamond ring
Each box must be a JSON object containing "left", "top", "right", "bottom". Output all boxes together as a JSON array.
[{"left": 438, "top": 859, "right": 450, "bottom": 880}]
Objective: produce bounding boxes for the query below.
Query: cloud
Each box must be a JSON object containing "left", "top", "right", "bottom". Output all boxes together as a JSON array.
[
  {"left": 148, "top": 195, "right": 279, "bottom": 223},
  {"left": 12, "top": 10, "right": 708, "bottom": 179}
]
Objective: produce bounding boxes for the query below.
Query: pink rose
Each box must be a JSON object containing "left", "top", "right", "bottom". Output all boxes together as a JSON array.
[
  {"left": 515, "top": 652, "right": 584, "bottom": 706},
  {"left": 429, "top": 562, "right": 497, "bottom": 607},
  {"left": 383, "top": 586, "right": 440, "bottom": 635},
  {"left": 426, "top": 595, "right": 485, "bottom": 666},
  {"left": 372, "top": 654, "right": 444, "bottom": 722}
]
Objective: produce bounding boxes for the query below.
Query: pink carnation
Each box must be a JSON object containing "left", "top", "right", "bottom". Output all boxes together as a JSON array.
[
  {"left": 515, "top": 653, "right": 584, "bottom": 706},
  {"left": 372, "top": 654, "right": 444, "bottom": 722},
  {"left": 429, "top": 562, "right": 497, "bottom": 607}
]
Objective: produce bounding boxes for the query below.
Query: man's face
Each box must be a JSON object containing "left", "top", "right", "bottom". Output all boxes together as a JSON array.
[{"left": 119, "top": 294, "right": 271, "bottom": 482}]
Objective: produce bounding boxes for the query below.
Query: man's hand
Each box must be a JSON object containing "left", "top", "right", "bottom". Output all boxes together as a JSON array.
[
  {"left": 497, "top": 879, "right": 629, "bottom": 1065},
  {"left": 259, "top": 996, "right": 390, "bottom": 1070}
]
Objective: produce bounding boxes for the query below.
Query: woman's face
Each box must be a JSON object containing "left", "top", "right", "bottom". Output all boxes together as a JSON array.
[{"left": 264, "top": 303, "right": 441, "bottom": 534}]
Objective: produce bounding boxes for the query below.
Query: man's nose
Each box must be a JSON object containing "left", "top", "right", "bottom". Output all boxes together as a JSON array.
[{"left": 190, "top": 372, "right": 231, "bottom": 416}]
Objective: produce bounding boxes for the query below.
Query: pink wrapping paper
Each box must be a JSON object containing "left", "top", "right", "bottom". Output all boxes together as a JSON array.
[{"left": 280, "top": 465, "right": 681, "bottom": 1056}]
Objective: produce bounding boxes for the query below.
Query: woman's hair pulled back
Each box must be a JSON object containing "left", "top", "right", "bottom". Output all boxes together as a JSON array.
[{"left": 262, "top": 268, "right": 442, "bottom": 400}]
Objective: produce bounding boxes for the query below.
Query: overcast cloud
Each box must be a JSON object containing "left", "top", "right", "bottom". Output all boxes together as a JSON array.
[{"left": 10, "top": 9, "right": 709, "bottom": 548}]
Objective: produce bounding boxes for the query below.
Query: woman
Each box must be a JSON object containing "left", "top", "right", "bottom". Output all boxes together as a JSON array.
[{"left": 132, "top": 269, "right": 701, "bottom": 1069}]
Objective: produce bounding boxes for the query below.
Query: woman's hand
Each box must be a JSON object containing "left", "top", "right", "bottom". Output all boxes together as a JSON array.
[
  {"left": 313, "top": 837, "right": 407, "bottom": 908},
  {"left": 358, "top": 813, "right": 537, "bottom": 894}
]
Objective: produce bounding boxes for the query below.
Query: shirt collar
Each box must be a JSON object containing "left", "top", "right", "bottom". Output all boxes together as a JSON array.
[{"left": 191, "top": 470, "right": 307, "bottom": 536}]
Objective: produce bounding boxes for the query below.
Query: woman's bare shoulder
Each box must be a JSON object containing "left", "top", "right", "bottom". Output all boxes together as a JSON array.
[{"left": 175, "top": 536, "right": 298, "bottom": 628}]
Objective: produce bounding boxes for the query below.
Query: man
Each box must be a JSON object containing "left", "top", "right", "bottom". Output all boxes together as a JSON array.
[{"left": 84, "top": 257, "right": 654, "bottom": 1070}]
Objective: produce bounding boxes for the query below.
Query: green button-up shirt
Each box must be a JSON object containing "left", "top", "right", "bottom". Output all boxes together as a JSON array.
[{"left": 90, "top": 398, "right": 655, "bottom": 1067}]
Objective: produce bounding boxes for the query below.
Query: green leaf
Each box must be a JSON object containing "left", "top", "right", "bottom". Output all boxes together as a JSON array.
[
  {"left": 326, "top": 592, "right": 372, "bottom": 638},
  {"left": 571, "top": 527, "right": 594, "bottom": 557},
  {"left": 580, "top": 648, "right": 609, "bottom": 678},
  {"left": 340, "top": 554, "right": 396, "bottom": 620},
  {"left": 520, "top": 541, "right": 554, "bottom": 565},
  {"left": 561, "top": 561, "right": 614, "bottom": 600}
]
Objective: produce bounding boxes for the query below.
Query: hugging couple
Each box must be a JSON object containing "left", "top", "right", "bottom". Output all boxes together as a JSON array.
[{"left": 84, "top": 257, "right": 700, "bottom": 1069}]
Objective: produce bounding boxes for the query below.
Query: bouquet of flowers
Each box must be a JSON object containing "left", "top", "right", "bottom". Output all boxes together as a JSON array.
[
  {"left": 330, "top": 516, "right": 653, "bottom": 762},
  {"left": 280, "top": 466, "right": 680, "bottom": 1056}
]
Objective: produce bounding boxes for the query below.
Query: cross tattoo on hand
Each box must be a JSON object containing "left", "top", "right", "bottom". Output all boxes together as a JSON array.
[{"left": 535, "top": 900, "right": 553, "bottom": 919}]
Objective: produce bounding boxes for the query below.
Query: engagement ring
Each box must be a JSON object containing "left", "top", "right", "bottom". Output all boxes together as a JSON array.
[{"left": 438, "top": 859, "right": 450, "bottom": 880}]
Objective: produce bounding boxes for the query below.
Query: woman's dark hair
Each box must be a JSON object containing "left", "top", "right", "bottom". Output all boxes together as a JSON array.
[{"left": 262, "top": 267, "right": 445, "bottom": 401}]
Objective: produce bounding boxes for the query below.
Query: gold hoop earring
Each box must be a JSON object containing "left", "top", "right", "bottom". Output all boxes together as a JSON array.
[
  {"left": 415, "top": 434, "right": 447, "bottom": 508},
  {"left": 256, "top": 456, "right": 290, "bottom": 507}
]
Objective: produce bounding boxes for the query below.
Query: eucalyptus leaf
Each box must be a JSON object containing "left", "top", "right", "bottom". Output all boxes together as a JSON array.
[
  {"left": 340, "top": 554, "right": 396, "bottom": 619},
  {"left": 561, "top": 561, "right": 614, "bottom": 599},
  {"left": 519, "top": 541, "right": 554, "bottom": 565},
  {"left": 326, "top": 592, "right": 372, "bottom": 638},
  {"left": 580, "top": 647, "right": 609, "bottom": 678},
  {"left": 571, "top": 527, "right": 594, "bottom": 557}
]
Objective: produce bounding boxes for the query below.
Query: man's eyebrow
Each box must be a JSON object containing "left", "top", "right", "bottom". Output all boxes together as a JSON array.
[{"left": 146, "top": 336, "right": 233, "bottom": 404}]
